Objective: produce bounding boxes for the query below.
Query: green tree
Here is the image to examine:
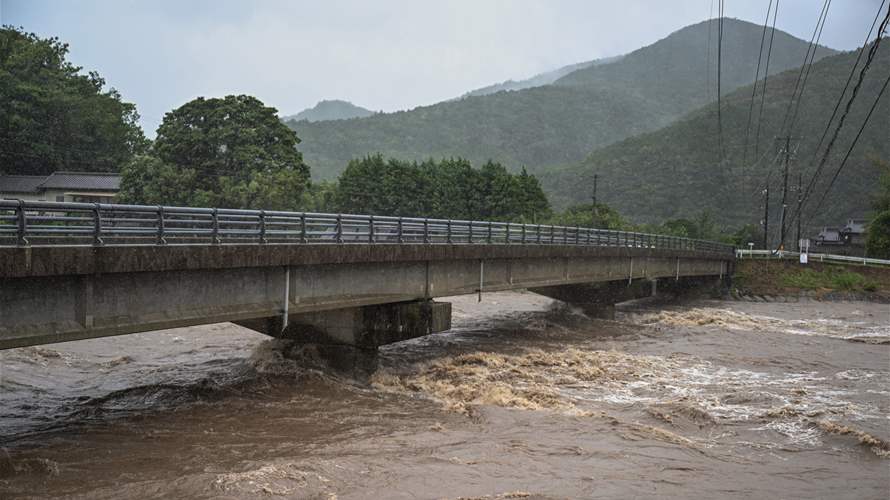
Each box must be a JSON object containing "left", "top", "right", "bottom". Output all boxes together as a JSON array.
[
  {"left": 332, "top": 155, "right": 550, "bottom": 220},
  {"left": 866, "top": 211, "right": 890, "bottom": 259},
  {"left": 866, "top": 160, "right": 890, "bottom": 258},
  {"left": 0, "top": 27, "right": 147, "bottom": 175},
  {"left": 120, "top": 95, "right": 310, "bottom": 209},
  {"left": 548, "top": 203, "right": 627, "bottom": 229}
]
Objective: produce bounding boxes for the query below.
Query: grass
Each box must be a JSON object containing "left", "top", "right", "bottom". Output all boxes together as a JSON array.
[{"left": 780, "top": 267, "right": 878, "bottom": 292}]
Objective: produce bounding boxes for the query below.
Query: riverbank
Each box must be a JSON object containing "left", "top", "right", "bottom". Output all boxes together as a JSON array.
[{"left": 732, "top": 259, "right": 890, "bottom": 303}]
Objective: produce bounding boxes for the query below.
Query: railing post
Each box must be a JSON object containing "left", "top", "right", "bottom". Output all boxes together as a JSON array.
[
  {"left": 487, "top": 221, "right": 492, "bottom": 244},
  {"left": 212, "top": 208, "right": 220, "bottom": 244},
  {"left": 537, "top": 224, "right": 541, "bottom": 244},
  {"left": 336, "top": 214, "right": 343, "bottom": 244},
  {"left": 521, "top": 224, "right": 526, "bottom": 244},
  {"left": 505, "top": 223, "right": 510, "bottom": 244},
  {"left": 156, "top": 206, "right": 166, "bottom": 245},
  {"left": 15, "top": 200, "right": 28, "bottom": 246},
  {"left": 424, "top": 218, "right": 430, "bottom": 244},
  {"left": 446, "top": 219, "right": 452, "bottom": 244},
  {"left": 575, "top": 226, "right": 580, "bottom": 245},
  {"left": 563, "top": 226, "right": 567, "bottom": 245},
  {"left": 468, "top": 221, "right": 473, "bottom": 244},
  {"left": 300, "top": 213, "right": 307, "bottom": 243},
  {"left": 398, "top": 217, "right": 404, "bottom": 244},
  {"left": 259, "top": 210, "right": 267, "bottom": 244},
  {"left": 92, "top": 203, "right": 103, "bottom": 246},
  {"left": 550, "top": 225, "right": 555, "bottom": 244},
  {"left": 369, "top": 215, "right": 375, "bottom": 243}
]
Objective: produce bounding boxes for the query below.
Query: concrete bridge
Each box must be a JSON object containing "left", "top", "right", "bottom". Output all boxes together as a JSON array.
[{"left": 0, "top": 201, "right": 735, "bottom": 353}]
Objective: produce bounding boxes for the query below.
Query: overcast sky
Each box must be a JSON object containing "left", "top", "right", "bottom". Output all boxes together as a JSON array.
[{"left": 1, "top": 0, "right": 882, "bottom": 135}]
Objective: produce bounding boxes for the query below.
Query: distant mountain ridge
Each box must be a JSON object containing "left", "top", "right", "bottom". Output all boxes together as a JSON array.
[
  {"left": 543, "top": 42, "right": 889, "bottom": 228},
  {"left": 283, "top": 99, "right": 374, "bottom": 123},
  {"left": 289, "top": 18, "right": 836, "bottom": 180},
  {"left": 459, "top": 55, "right": 623, "bottom": 98}
]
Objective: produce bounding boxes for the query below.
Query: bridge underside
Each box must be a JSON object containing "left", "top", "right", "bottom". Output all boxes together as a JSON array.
[{"left": 0, "top": 244, "right": 730, "bottom": 350}]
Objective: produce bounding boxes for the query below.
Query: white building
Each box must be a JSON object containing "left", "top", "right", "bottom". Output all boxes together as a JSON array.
[{"left": 0, "top": 172, "right": 121, "bottom": 203}]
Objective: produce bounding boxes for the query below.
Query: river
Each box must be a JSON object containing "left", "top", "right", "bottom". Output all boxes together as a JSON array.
[{"left": 1, "top": 292, "right": 888, "bottom": 499}]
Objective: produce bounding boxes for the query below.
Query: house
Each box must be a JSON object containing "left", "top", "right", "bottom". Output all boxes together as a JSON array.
[
  {"left": 0, "top": 172, "right": 121, "bottom": 203},
  {"left": 809, "top": 218, "right": 869, "bottom": 257}
]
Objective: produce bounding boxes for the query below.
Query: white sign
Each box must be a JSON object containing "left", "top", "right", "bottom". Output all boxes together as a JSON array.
[{"left": 800, "top": 253, "right": 808, "bottom": 264}]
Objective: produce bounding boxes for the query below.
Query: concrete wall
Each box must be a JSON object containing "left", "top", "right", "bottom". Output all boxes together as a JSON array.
[{"left": 0, "top": 244, "right": 732, "bottom": 349}]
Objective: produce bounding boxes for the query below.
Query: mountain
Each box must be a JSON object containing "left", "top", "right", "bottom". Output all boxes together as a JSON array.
[
  {"left": 543, "top": 42, "right": 889, "bottom": 229},
  {"left": 459, "top": 55, "right": 623, "bottom": 98},
  {"left": 283, "top": 100, "right": 374, "bottom": 123},
  {"left": 289, "top": 18, "right": 836, "bottom": 180}
]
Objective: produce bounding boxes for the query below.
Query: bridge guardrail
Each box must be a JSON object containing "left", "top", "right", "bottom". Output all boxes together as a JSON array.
[{"left": 0, "top": 200, "right": 735, "bottom": 256}]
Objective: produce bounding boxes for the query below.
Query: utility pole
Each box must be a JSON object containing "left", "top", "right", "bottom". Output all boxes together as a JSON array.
[
  {"left": 762, "top": 185, "right": 770, "bottom": 249},
  {"left": 796, "top": 171, "right": 803, "bottom": 251},
  {"left": 776, "top": 136, "right": 796, "bottom": 251},
  {"left": 591, "top": 174, "right": 598, "bottom": 228}
]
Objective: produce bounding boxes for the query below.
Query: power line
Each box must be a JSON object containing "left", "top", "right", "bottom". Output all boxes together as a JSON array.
[
  {"left": 743, "top": 0, "right": 775, "bottom": 165},
  {"left": 716, "top": 0, "right": 725, "bottom": 161},
  {"left": 808, "top": 67, "right": 890, "bottom": 220},
  {"left": 811, "top": 0, "right": 887, "bottom": 159},
  {"left": 788, "top": 4, "right": 890, "bottom": 230},
  {"left": 784, "top": 0, "right": 831, "bottom": 135},
  {"left": 706, "top": 0, "right": 715, "bottom": 102},
  {"left": 753, "top": 0, "right": 780, "bottom": 161},
  {"left": 778, "top": 0, "right": 831, "bottom": 137}
]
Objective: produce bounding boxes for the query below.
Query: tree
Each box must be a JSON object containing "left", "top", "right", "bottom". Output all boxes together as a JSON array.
[
  {"left": 548, "top": 203, "right": 627, "bottom": 229},
  {"left": 0, "top": 27, "right": 146, "bottom": 175},
  {"left": 332, "top": 155, "right": 550, "bottom": 220},
  {"left": 866, "top": 212, "right": 890, "bottom": 259},
  {"left": 866, "top": 160, "right": 890, "bottom": 258},
  {"left": 120, "top": 95, "right": 310, "bottom": 209}
]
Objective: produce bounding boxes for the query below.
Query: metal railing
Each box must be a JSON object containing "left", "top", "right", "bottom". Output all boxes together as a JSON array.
[
  {"left": 0, "top": 200, "right": 734, "bottom": 255},
  {"left": 737, "top": 248, "right": 890, "bottom": 267}
]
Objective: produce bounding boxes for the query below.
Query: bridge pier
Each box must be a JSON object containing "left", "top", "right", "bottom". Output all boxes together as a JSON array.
[
  {"left": 236, "top": 300, "right": 452, "bottom": 377},
  {"left": 530, "top": 280, "right": 657, "bottom": 320},
  {"left": 236, "top": 300, "right": 452, "bottom": 349}
]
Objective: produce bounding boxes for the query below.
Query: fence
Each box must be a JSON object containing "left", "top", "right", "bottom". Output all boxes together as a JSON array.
[
  {"left": 0, "top": 200, "right": 735, "bottom": 255},
  {"left": 736, "top": 248, "right": 890, "bottom": 267}
]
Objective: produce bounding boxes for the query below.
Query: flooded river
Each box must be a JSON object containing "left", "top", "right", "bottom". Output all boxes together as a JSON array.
[{"left": 1, "top": 292, "right": 888, "bottom": 499}]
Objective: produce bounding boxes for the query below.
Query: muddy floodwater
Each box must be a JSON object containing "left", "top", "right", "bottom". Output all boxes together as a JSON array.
[{"left": 1, "top": 292, "right": 888, "bottom": 499}]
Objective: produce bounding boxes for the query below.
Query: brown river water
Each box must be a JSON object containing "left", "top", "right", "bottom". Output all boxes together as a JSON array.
[{"left": 1, "top": 292, "right": 888, "bottom": 499}]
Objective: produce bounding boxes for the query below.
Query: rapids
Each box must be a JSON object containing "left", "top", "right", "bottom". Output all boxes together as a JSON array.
[{"left": 1, "top": 292, "right": 887, "bottom": 499}]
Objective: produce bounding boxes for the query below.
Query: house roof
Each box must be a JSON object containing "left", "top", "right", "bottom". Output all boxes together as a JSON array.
[
  {"left": 39, "top": 172, "right": 121, "bottom": 191},
  {"left": 0, "top": 175, "right": 46, "bottom": 193}
]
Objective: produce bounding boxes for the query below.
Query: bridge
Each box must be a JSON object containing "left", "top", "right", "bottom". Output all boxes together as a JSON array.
[{"left": 0, "top": 200, "right": 735, "bottom": 355}]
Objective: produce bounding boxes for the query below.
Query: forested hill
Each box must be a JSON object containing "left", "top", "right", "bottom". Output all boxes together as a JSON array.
[
  {"left": 459, "top": 55, "right": 622, "bottom": 98},
  {"left": 282, "top": 100, "right": 374, "bottom": 122},
  {"left": 554, "top": 18, "right": 835, "bottom": 116},
  {"left": 289, "top": 18, "right": 834, "bottom": 180},
  {"left": 543, "top": 42, "right": 889, "bottom": 228}
]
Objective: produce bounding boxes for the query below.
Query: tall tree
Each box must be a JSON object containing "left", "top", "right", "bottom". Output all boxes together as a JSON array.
[
  {"left": 0, "top": 27, "right": 146, "bottom": 175},
  {"left": 120, "top": 95, "right": 310, "bottom": 209},
  {"left": 333, "top": 155, "right": 550, "bottom": 221}
]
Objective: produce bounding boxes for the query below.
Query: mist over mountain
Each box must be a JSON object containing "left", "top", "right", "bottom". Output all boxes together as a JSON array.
[
  {"left": 290, "top": 18, "right": 836, "bottom": 180},
  {"left": 459, "top": 55, "right": 623, "bottom": 98},
  {"left": 544, "top": 42, "right": 889, "bottom": 228},
  {"left": 283, "top": 99, "right": 374, "bottom": 123}
]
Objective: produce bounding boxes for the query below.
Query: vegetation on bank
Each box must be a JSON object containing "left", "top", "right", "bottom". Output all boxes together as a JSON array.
[{"left": 734, "top": 260, "right": 887, "bottom": 296}]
